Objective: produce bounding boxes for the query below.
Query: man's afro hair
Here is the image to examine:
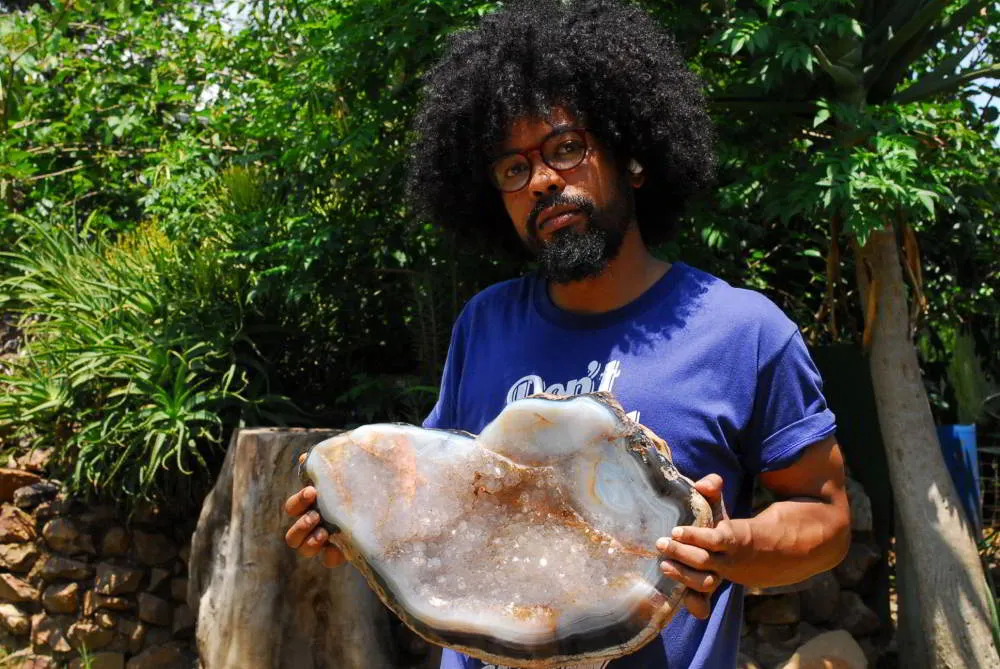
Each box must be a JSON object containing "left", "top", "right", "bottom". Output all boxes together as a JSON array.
[{"left": 406, "top": 0, "right": 716, "bottom": 254}]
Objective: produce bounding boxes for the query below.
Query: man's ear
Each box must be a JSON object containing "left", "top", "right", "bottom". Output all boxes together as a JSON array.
[{"left": 628, "top": 159, "right": 646, "bottom": 188}]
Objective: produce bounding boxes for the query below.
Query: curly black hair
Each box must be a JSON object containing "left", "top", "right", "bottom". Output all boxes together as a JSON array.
[{"left": 406, "top": 0, "right": 716, "bottom": 255}]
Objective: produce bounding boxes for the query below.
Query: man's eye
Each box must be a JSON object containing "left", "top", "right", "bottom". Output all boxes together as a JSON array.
[
  {"left": 505, "top": 163, "right": 527, "bottom": 178},
  {"left": 556, "top": 140, "right": 582, "bottom": 154}
]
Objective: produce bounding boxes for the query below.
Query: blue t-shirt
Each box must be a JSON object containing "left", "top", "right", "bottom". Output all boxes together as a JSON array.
[{"left": 423, "top": 261, "right": 836, "bottom": 669}]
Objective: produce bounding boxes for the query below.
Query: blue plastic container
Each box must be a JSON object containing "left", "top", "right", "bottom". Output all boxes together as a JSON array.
[{"left": 937, "top": 424, "right": 980, "bottom": 533}]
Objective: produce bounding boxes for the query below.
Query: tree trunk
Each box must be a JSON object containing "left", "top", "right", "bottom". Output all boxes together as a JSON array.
[
  {"left": 862, "top": 228, "right": 999, "bottom": 668},
  {"left": 188, "top": 428, "right": 397, "bottom": 669}
]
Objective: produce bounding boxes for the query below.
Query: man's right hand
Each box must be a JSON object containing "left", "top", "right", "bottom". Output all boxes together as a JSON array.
[{"left": 284, "top": 483, "right": 347, "bottom": 568}]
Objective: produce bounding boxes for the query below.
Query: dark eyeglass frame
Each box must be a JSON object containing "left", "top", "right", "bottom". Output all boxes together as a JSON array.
[{"left": 488, "top": 127, "right": 591, "bottom": 193}]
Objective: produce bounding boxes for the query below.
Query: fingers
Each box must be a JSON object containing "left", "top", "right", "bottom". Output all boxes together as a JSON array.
[
  {"left": 656, "top": 536, "right": 713, "bottom": 571},
  {"left": 683, "top": 590, "right": 711, "bottom": 620},
  {"left": 285, "top": 509, "right": 321, "bottom": 549},
  {"left": 693, "top": 474, "right": 724, "bottom": 501},
  {"left": 322, "top": 545, "right": 347, "bottom": 568},
  {"left": 285, "top": 486, "right": 317, "bottom": 517},
  {"left": 660, "top": 559, "right": 718, "bottom": 593},
  {"left": 297, "top": 526, "right": 330, "bottom": 559},
  {"left": 669, "top": 525, "right": 730, "bottom": 553}
]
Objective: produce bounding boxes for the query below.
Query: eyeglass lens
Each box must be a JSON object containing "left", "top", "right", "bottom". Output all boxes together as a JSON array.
[{"left": 491, "top": 129, "right": 587, "bottom": 192}]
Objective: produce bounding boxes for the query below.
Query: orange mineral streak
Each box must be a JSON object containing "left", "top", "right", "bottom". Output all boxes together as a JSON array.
[
  {"left": 351, "top": 431, "right": 425, "bottom": 507},
  {"left": 320, "top": 441, "right": 353, "bottom": 512}
]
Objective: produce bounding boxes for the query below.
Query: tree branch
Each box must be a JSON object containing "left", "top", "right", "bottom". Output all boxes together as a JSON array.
[
  {"left": 862, "top": 0, "right": 951, "bottom": 74},
  {"left": 866, "top": 0, "right": 991, "bottom": 102},
  {"left": 891, "top": 63, "right": 1000, "bottom": 103},
  {"left": 709, "top": 98, "right": 816, "bottom": 114},
  {"left": 23, "top": 164, "right": 85, "bottom": 182}
]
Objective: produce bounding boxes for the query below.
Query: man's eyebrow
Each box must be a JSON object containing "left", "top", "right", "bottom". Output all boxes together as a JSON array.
[{"left": 494, "top": 124, "right": 577, "bottom": 158}]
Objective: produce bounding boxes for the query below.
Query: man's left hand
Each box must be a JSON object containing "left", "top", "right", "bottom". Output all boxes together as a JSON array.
[{"left": 655, "top": 474, "right": 753, "bottom": 620}]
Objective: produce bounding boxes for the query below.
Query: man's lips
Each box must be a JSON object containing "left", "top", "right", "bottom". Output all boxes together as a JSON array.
[{"left": 538, "top": 208, "right": 584, "bottom": 233}]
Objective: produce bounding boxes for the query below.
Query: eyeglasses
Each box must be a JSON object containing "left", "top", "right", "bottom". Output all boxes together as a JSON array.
[{"left": 489, "top": 127, "right": 590, "bottom": 193}]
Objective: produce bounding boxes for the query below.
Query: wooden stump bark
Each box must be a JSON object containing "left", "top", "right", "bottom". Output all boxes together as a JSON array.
[{"left": 188, "top": 428, "right": 396, "bottom": 669}]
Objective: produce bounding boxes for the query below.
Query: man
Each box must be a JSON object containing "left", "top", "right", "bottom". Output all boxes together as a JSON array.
[{"left": 285, "top": 1, "right": 851, "bottom": 667}]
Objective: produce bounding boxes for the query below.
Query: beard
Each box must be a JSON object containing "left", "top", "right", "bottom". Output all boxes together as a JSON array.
[{"left": 525, "top": 186, "right": 633, "bottom": 285}]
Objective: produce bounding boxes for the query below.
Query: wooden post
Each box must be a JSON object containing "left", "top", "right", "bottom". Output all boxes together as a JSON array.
[{"left": 188, "top": 428, "right": 396, "bottom": 669}]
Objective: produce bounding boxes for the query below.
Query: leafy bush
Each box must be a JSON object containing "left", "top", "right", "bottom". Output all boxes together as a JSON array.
[{"left": 0, "top": 217, "right": 278, "bottom": 504}]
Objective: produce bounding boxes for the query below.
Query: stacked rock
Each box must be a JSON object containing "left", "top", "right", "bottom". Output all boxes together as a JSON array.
[
  {"left": 738, "top": 477, "right": 883, "bottom": 669},
  {"left": 0, "top": 463, "right": 197, "bottom": 669}
]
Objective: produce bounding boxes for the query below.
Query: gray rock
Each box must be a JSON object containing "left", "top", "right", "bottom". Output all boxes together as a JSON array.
[
  {"left": 137, "top": 592, "right": 172, "bottom": 627},
  {"left": 117, "top": 616, "right": 145, "bottom": 654},
  {"left": 30, "top": 612, "right": 73, "bottom": 653},
  {"left": 169, "top": 577, "right": 188, "bottom": 603},
  {"left": 0, "top": 572, "right": 39, "bottom": 602},
  {"left": 747, "top": 593, "right": 801, "bottom": 625},
  {"left": 41, "top": 581, "right": 80, "bottom": 613},
  {"left": 3, "top": 650, "right": 59, "bottom": 668},
  {"left": 0, "top": 504, "right": 36, "bottom": 542},
  {"left": 141, "top": 625, "right": 172, "bottom": 649},
  {"left": 12, "top": 481, "right": 58, "bottom": 509},
  {"left": 845, "top": 477, "right": 873, "bottom": 533},
  {"left": 132, "top": 530, "right": 177, "bottom": 566},
  {"left": 800, "top": 571, "right": 840, "bottom": 624},
  {"left": 754, "top": 640, "right": 797, "bottom": 668},
  {"left": 795, "top": 620, "right": 822, "bottom": 644},
  {"left": 834, "top": 539, "right": 881, "bottom": 588},
  {"left": 94, "top": 563, "right": 143, "bottom": 595},
  {"left": 171, "top": 603, "right": 195, "bottom": 638},
  {"left": 101, "top": 527, "right": 130, "bottom": 557},
  {"left": 0, "top": 602, "right": 30, "bottom": 636},
  {"left": 0, "top": 541, "right": 40, "bottom": 572},
  {"left": 0, "top": 468, "right": 42, "bottom": 504},
  {"left": 774, "top": 629, "right": 867, "bottom": 669},
  {"left": 84, "top": 589, "right": 133, "bottom": 615},
  {"left": 126, "top": 642, "right": 192, "bottom": 669},
  {"left": 33, "top": 497, "right": 73, "bottom": 522},
  {"left": 42, "top": 517, "right": 96, "bottom": 555},
  {"left": 32, "top": 554, "right": 93, "bottom": 582},
  {"left": 96, "top": 611, "right": 117, "bottom": 629},
  {"left": 835, "top": 591, "right": 881, "bottom": 636},
  {"left": 68, "top": 619, "right": 116, "bottom": 650},
  {"left": 147, "top": 567, "right": 171, "bottom": 593},
  {"left": 754, "top": 623, "right": 798, "bottom": 644}
]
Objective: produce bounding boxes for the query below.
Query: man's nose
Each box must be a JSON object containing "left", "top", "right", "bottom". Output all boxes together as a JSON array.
[{"left": 528, "top": 155, "right": 565, "bottom": 199}]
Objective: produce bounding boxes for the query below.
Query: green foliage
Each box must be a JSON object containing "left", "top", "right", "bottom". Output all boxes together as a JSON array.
[
  {"left": 0, "top": 0, "right": 996, "bottom": 506},
  {"left": 947, "top": 331, "right": 997, "bottom": 425},
  {"left": 0, "top": 217, "right": 269, "bottom": 503}
]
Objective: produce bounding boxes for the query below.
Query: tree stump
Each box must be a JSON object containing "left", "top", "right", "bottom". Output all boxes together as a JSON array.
[{"left": 188, "top": 428, "right": 395, "bottom": 669}]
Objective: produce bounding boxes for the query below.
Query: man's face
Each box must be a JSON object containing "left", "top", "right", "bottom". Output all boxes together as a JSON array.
[{"left": 493, "top": 107, "right": 640, "bottom": 284}]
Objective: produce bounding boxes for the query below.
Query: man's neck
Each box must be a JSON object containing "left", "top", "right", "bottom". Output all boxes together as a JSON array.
[{"left": 546, "top": 226, "right": 670, "bottom": 314}]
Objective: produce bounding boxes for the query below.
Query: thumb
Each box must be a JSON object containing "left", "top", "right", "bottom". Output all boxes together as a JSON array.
[{"left": 693, "top": 474, "right": 727, "bottom": 523}]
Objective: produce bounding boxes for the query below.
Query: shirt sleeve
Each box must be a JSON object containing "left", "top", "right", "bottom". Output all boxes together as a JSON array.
[
  {"left": 744, "top": 329, "right": 836, "bottom": 474},
  {"left": 422, "top": 306, "right": 469, "bottom": 431},
  {"left": 439, "top": 648, "right": 477, "bottom": 668}
]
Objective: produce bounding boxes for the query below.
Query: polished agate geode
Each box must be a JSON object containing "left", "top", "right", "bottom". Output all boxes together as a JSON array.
[{"left": 301, "top": 392, "right": 713, "bottom": 668}]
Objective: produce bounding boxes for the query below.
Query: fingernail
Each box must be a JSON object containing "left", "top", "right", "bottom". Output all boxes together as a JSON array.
[
  {"left": 307, "top": 510, "right": 320, "bottom": 522},
  {"left": 656, "top": 537, "right": 670, "bottom": 550},
  {"left": 671, "top": 527, "right": 682, "bottom": 538},
  {"left": 660, "top": 561, "right": 670, "bottom": 572}
]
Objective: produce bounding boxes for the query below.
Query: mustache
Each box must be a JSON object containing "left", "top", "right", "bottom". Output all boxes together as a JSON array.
[{"left": 527, "top": 194, "right": 596, "bottom": 237}]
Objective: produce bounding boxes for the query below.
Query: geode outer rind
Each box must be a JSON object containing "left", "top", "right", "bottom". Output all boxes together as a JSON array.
[{"left": 302, "top": 392, "right": 713, "bottom": 668}]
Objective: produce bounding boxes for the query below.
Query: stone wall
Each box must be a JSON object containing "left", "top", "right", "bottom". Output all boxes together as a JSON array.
[
  {"left": 738, "top": 476, "right": 886, "bottom": 669},
  {"left": 0, "top": 443, "right": 887, "bottom": 669},
  {"left": 0, "top": 461, "right": 197, "bottom": 669}
]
